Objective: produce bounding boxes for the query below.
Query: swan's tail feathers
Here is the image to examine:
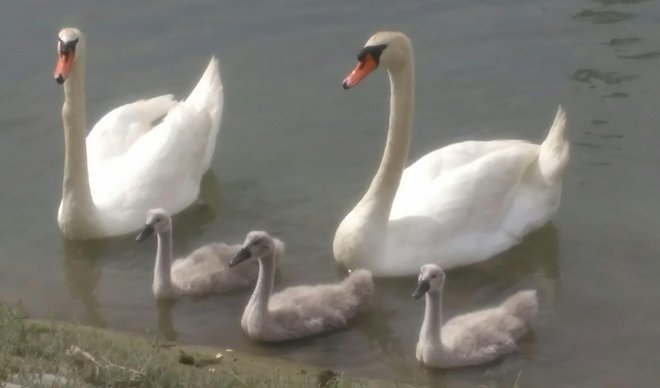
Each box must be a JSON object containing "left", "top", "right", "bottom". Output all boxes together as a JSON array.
[
  {"left": 539, "top": 105, "right": 570, "bottom": 186},
  {"left": 501, "top": 290, "right": 538, "bottom": 323},
  {"left": 186, "top": 56, "right": 224, "bottom": 171},
  {"left": 344, "top": 269, "right": 375, "bottom": 308}
]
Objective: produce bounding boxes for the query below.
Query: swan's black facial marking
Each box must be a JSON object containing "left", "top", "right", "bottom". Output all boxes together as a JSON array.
[
  {"left": 58, "top": 38, "right": 79, "bottom": 56},
  {"left": 54, "top": 35, "right": 79, "bottom": 85},
  {"left": 357, "top": 44, "right": 387, "bottom": 65}
]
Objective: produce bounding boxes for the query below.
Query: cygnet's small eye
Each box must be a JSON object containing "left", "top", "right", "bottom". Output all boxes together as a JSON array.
[{"left": 431, "top": 274, "right": 436, "bottom": 279}]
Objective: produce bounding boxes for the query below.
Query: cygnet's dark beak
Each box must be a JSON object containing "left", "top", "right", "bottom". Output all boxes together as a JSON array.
[
  {"left": 135, "top": 224, "right": 155, "bottom": 242},
  {"left": 229, "top": 248, "right": 252, "bottom": 267},
  {"left": 412, "top": 280, "right": 430, "bottom": 299}
]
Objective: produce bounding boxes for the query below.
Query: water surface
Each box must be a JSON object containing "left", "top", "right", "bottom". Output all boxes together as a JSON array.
[{"left": 1, "top": 0, "right": 659, "bottom": 386}]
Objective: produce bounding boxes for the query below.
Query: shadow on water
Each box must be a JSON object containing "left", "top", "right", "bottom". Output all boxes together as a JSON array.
[
  {"left": 448, "top": 223, "right": 561, "bottom": 305},
  {"left": 171, "top": 172, "right": 223, "bottom": 246}
]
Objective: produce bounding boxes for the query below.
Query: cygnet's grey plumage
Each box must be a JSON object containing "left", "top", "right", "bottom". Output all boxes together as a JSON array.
[
  {"left": 229, "top": 231, "right": 374, "bottom": 342},
  {"left": 136, "top": 208, "right": 259, "bottom": 299},
  {"left": 414, "top": 264, "right": 537, "bottom": 368}
]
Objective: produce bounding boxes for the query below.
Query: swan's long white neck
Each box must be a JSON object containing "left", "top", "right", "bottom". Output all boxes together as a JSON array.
[
  {"left": 58, "top": 47, "right": 98, "bottom": 238},
  {"left": 334, "top": 50, "right": 414, "bottom": 268},
  {"left": 364, "top": 63, "right": 414, "bottom": 212},
  {"left": 420, "top": 290, "right": 444, "bottom": 350},
  {"left": 153, "top": 230, "right": 175, "bottom": 298}
]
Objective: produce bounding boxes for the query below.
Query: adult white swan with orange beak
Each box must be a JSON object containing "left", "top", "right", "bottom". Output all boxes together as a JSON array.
[
  {"left": 53, "top": 28, "right": 223, "bottom": 239},
  {"left": 333, "top": 31, "right": 569, "bottom": 276}
]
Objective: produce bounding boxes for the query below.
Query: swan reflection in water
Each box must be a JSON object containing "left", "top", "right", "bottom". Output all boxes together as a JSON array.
[{"left": 61, "top": 238, "right": 107, "bottom": 327}]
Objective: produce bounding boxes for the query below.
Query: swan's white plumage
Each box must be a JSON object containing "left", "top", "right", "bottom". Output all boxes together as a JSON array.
[
  {"left": 414, "top": 264, "right": 538, "bottom": 368},
  {"left": 55, "top": 28, "right": 223, "bottom": 239},
  {"left": 334, "top": 31, "right": 569, "bottom": 276},
  {"left": 86, "top": 103, "right": 212, "bottom": 234},
  {"left": 86, "top": 95, "right": 177, "bottom": 166}
]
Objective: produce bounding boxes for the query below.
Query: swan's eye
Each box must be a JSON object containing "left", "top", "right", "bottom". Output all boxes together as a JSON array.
[{"left": 431, "top": 274, "right": 436, "bottom": 279}]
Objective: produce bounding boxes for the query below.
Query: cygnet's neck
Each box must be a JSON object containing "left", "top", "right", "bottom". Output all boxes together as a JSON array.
[
  {"left": 420, "top": 290, "right": 444, "bottom": 350},
  {"left": 154, "top": 229, "right": 174, "bottom": 297},
  {"left": 250, "top": 254, "right": 276, "bottom": 316}
]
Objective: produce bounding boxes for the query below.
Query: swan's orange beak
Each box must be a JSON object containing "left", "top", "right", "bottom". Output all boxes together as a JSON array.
[
  {"left": 54, "top": 51, "right": 74, "bottom": 85},
  {"left": 342, "top": 54, "right": 378, "bottom": 89}
]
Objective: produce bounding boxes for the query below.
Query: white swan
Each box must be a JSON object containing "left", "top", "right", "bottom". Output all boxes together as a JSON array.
[
  {"left": 53, "top": 27, "right": 223, "bottom": 239},
  {"left": 135, "top": 208, "right": 258, "bottom": 299},
  {"left": 414, "top": 264, "right": 538, "bottom": 368},
  {"left": 229, "top": 231, "right": 374, "bottom": 342},
  {"left": 333, "top": 31, "right": 570, "bottom": 276}
]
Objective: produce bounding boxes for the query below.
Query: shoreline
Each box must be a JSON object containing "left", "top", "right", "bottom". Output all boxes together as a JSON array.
[{"left": 0, "top": 303, "right": 417, "bottom": 387}]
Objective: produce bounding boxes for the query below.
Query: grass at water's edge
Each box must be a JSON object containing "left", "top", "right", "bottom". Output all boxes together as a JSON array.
[{"left": 0, "top": 302, "right": 417, "bottom": 387}]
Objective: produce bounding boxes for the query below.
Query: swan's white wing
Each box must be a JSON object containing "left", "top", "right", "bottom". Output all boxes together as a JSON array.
[
  {"left": 88, "top": 102, "right": 211, "bottom": 235},
  {"left": 392, "top": 140, "right": 530, "bottom": 212},
  {"left": 391, "top": 141, "right": 538, "bottom": 221},
  {"left": 383, "top": 143, "right": 541, "bottom": 273},
  {"left": 86, "top": 95, "right": 177, "bottom": 167}
]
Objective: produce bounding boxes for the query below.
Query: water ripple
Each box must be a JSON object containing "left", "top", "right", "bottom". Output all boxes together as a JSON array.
[
  {"left": 618, "top": 51, "right": 660, "bottom": 60},
  {"left": 571, "top": 68, "right": 639, "bottom": 84},
  {"left": 573, "top": 9, "right": 634, "bottom": 24},
  {"left": 603, "top": 91, "right": 629, "bottom": 98},
  {"left": 593, "top": 0, "right": 651, "bottom": 5},
  {"left": 602, "top": 37, "right": 643, "bottom": 46}
]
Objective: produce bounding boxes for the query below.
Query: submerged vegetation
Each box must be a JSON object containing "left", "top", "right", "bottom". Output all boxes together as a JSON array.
[{"left": 0, "top": 302, "right": 408, "bottom": 387}]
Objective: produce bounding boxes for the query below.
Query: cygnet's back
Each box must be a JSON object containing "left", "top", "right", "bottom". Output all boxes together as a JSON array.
[
  {"left": 440, "top": 290, "right": 538, "bottom": 366},
  {"left": 171, "top": 243, "right": 259, "bottom": 295},
  {"left": 270, "top": 269, "right": 374, "bottom": 321}
]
